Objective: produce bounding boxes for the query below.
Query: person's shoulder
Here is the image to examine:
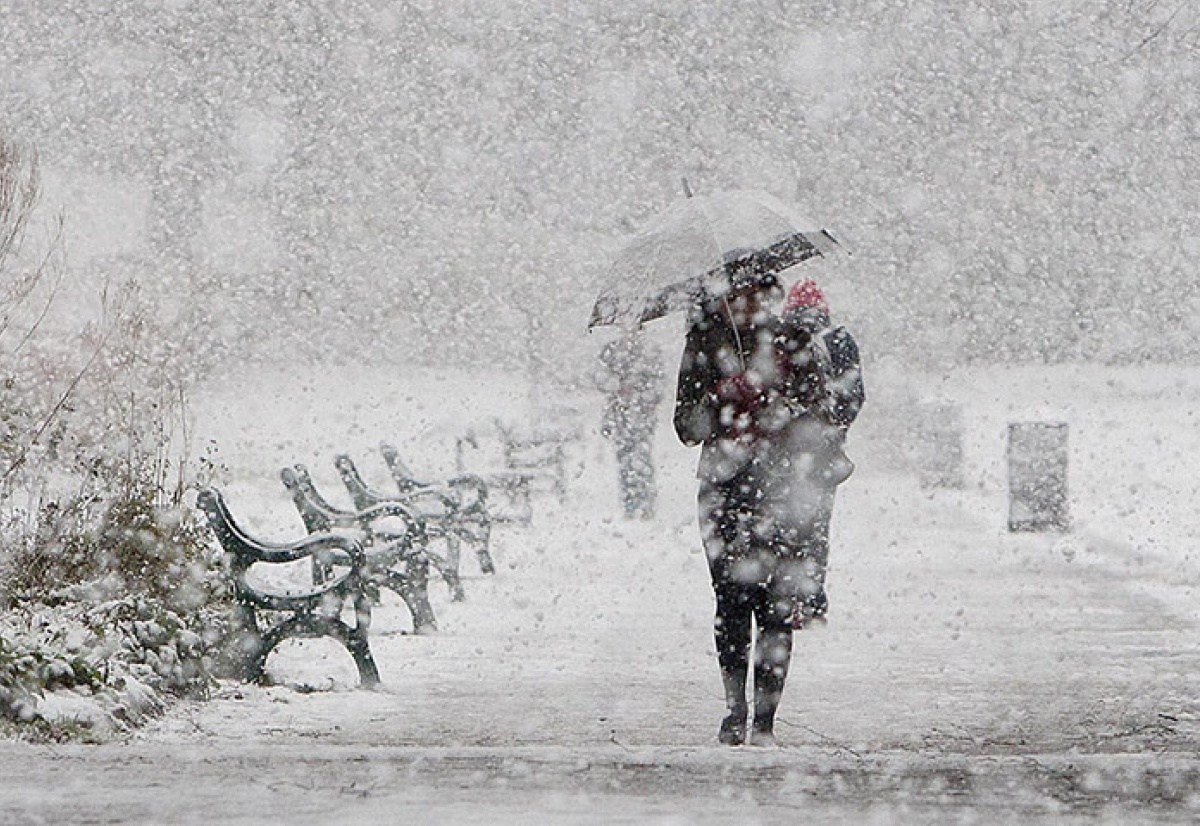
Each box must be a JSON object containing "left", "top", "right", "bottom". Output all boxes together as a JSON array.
[
  {"left": 826, "top": 324, "right": 856, "bottom": 343},
  {"left": 825, "top": 325, "right": 861, "bottom": 360}
]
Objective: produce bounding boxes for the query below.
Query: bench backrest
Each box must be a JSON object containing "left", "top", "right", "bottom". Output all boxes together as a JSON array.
[
  {"left": 280, "top": 465, "right": 358, "bottom": 533},
  {"left": 196, "top": 487, "right": 367, "bottom": 608},
  {"left": 334, "top": 452, "right": 455, "bottom": 518},
  {"left": 281, "top": 463, "right": 431, "bottom": 552},
  {"left": 379, "top": 442, "right": 426, "bottom": 494},
  {"left": 334, "top": 454, "right": 393, "bottom": 511},
  {"left": 379, "top": 443, "right": 489, "bottom": 514},
  {"left": 198, "top": 488, "right": 310, "bottom": 567}
]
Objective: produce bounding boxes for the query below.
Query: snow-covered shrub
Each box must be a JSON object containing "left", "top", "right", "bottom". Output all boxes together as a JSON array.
[
  {"left": 0, "top": 625, "right": 99, "bottom": 723},
  {"left": 0, "top": 370, "right": 233, "bottom": 728},
  {"left": 0, "top": 135, "right": 232, "bottom": 735},
  {"left": 0, "top": 597, "right": 202, "bottom": 738}
]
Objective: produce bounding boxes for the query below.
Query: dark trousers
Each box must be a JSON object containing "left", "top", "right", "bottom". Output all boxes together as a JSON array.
[{"left": 699, "top": 468, "right": 834, "bottom": 729}]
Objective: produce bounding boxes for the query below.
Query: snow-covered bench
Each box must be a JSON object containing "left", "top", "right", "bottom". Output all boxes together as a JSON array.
[
  {"left": 278, "top": 465, "right": 441, "bottom": 629},
  {"left": 195, "top": 488, "right": 380, "bottom": 687},
  {"left": 369, "top": 446, "right": 495, "bottom": 574},
  {"left": 496, "top": 421, "right": 570, "bottom": 503},
  {"left": 451, "top": 422, "right": 575, "bottom": 523}
]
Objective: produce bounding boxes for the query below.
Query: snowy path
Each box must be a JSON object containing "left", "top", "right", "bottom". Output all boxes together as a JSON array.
[
  {"left": 4, "top": 472, "right": 1199, "bottom": 824},
  {"left": 4, "top": 366, "right": 1200, "bottom": 823}
]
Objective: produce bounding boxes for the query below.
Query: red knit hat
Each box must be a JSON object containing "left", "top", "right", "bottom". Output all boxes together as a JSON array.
[{"left": 783, "top": 278, "right": 829, "bottom": 314}]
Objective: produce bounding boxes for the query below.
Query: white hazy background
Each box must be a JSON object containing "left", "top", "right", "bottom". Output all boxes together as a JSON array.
[{"left": 1, "top": 0, "right": 1196, "bottom": 383}]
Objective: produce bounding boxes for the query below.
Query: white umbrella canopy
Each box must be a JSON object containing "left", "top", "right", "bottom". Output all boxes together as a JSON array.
[{"left": 589, "top": 189, "right": 843, "bottom": 329}]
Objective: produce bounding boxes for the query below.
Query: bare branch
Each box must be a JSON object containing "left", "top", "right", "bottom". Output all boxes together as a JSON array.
[
  {"left": 0, "top": 282, "right": 134, "bottom": 487},
  {"left": 1120, "top": 0, "right": 1188, "bottom": 60},
  {"left": 0, "top": 138, "right": 39, "bottom": 268},
  {"left": 2, "top": 214, "right": 66, "bottom": 351}
]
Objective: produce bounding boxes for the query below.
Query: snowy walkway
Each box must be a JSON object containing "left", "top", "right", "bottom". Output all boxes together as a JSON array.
[
  {"left": 4, "top": 469, "right": 1199, "bottom": 824},
  {"left": 4, "top": 365, "right": 1200, "bottom": 823}
]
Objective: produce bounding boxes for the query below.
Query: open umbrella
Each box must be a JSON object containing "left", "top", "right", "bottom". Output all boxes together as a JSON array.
[{"left": 589, "top": 189, "right": 843, "bottom": 329}]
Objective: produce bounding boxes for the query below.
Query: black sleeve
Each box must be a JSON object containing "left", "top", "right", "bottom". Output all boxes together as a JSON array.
[
  {"left": 673, "top": 324, "right": 717, "bottom": 446},
  {"left": 825, "top": 327, "right": 865, "bottom": 428}
]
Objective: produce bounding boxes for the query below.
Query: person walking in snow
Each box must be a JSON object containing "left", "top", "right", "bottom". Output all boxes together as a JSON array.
[
  {"left": 674, "top": 264, "right": 787, "bottom": 747},
  {"left": 673, "top": 268, "right": 863, "bottom": 746},
  {"left": 597, "top": 329, "right": 665, "bottom": 519}
]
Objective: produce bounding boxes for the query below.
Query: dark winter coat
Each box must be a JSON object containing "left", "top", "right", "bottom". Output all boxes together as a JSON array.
[
  {"left": 674, "top": 302, "right": 864, "bottom": 488},
  {"left": 673, "top": 303, "right": 784, "bottom": 483}
]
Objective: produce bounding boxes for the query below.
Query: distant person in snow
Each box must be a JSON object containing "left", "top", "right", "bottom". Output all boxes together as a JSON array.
[
  {"left": 597, "top": 329, "right": 664, "bottom": 519},
  {"left": 673, "top": 267, "right": 864, "bottom": 747}
]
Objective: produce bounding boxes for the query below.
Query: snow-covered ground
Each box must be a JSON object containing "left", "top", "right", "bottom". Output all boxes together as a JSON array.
[{"left": 3, "top": 358, "right": 1200, "bottom": 824}]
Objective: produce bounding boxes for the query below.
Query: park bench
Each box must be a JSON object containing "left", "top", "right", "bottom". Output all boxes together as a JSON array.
[
  {"left": 278, "top": 465, "right": 440, "bottom": 630},
  {"left": 451, "top": 447, "right": 537, "bottom": 524},
  {"left": 452, "top": 421, "right": 576, "bottom": 523},
  {"left": 377, "top": 443, "right": 495, "bottom": 574},
  {"left": 195, "top": 487, "right": 380, "bottom": 687},
  {"left": 495, "top": 420, "right": 569, "bottom": 502},
  {"left": 331, "top": 454, "right": 486, "bottom": 597},
  {"left": 331, "top": 458, "right": 465, "bottom": 600}
]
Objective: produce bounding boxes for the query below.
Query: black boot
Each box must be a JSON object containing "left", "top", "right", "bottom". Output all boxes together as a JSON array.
[
  {"left": 750, "top": 628, "right": 792, "bottom": 746},
  {"left": 718, "top": 667, "right": 749, "bottom": 746},
  {"left": 748, "top": 716, "right": 778, "bottom": 747},
  {"left": 719, "top": 707, "right": 748, "bottom": 746}
]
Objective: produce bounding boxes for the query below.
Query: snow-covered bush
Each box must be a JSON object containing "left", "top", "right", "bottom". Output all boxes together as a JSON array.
[
  {"left": 1, "top": 487, "right": 230, "bottom": 688},
  {"left": 0, "top": 594, "right": 215, "bottom": 739},
  {"left": 0, "top": 135, "right": 232, "bottom": 736},
  {"left": 0, "top": 624, "right": 99, "bottom": 724}
]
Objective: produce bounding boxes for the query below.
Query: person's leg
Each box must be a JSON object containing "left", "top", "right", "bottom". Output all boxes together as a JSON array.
[
  {"left": 749, "top": 580, "right": 794, "bottom": 744},
  {"left": 701, "top": 478, "right": 756, "bottom": 745},
  {"left": 743, "top": 490, "right": 834, "bottom": 745},
  {"left": 751, "top": 623, "right": 793, "bottom": 743},
  {"left": 628, "top": 432, "right": 657, "bottom": 518},
  {"left": 615, "top": 437, "right": 637, "bottom": 517},
  {"left": 713, "top": 578, "right": 753, "bottom": 744}
]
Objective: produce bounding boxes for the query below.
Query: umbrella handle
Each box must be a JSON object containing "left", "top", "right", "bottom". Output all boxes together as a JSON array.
[{"left": 722, "top": 296, "right": 746, "bottom": 372}]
